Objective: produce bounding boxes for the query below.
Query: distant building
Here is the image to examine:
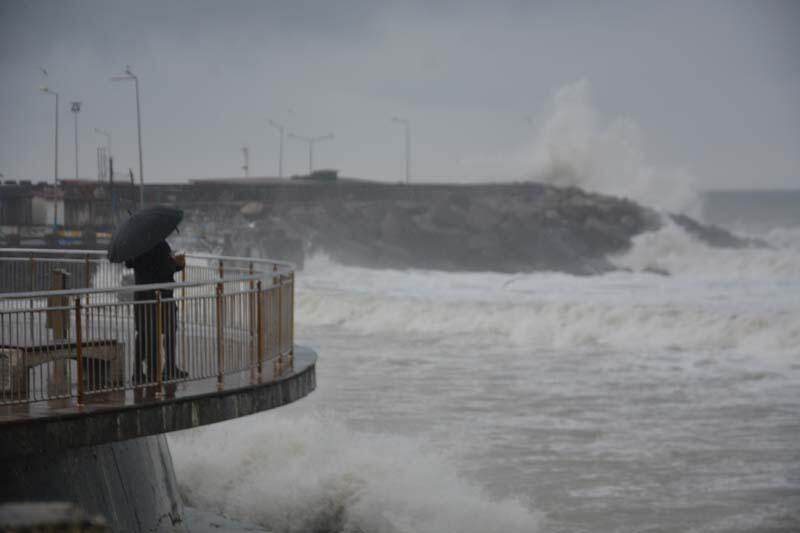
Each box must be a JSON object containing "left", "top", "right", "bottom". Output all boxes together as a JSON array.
[
  {"left": 0, "top": 181, "right": 63, "bottom": 226},
  {"left": 0, "top": 180, "right": 137, "bottom": 229}
]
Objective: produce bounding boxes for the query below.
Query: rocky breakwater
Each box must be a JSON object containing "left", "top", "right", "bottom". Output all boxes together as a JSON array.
[
  {"left": 281, "top": 182, "right": 758, "bottom": 274},
  {"left": 294, "top": 184, "right": 650, "bottom": 273},
  {"left": 181, "top": 181, "right": 761, "bottom": 275}
]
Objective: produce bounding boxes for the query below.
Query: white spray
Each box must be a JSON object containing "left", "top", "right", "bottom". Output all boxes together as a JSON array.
[{"left": 527, "top": 80, "right": 700, "bottom": 215}]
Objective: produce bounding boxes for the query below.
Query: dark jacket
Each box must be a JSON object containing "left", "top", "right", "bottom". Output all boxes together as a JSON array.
[{"left": 125, "top": 241, "right": 180, "bottom": 299}]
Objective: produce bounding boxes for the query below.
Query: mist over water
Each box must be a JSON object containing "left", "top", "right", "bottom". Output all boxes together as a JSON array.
[
  {"left": 527, "top": 81, "right": 700, "bottom": 216},
  {"left": 170, "top": 219, "right": 800, "bottom": 532},
  {"left": 466, "top": 80, "right": 702, "bottom": 216}
]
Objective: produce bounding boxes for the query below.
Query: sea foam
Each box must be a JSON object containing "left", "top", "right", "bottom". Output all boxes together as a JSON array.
[
  {"left": 296, "top": 225, "right": 800, "bottom": 356},
  {"left": 169, "top": 412, "right": 541, "bottom": 533}
]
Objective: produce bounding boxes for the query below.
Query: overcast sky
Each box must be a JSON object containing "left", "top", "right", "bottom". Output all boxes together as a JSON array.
[{"left": 1, "top": 0, "right": 798, "bottom": 194}]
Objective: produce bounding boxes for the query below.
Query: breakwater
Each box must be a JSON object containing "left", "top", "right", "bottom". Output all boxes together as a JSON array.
[{"left": 150, "top": 179, "right": 757, "bottom": 275}]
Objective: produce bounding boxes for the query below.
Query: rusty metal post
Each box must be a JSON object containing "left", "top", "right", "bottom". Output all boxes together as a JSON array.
[
  {"left": 180, "top": 267, "right": 186, "bottom": 372},
  {"left": 289, "top": 271, "right": 294, "bottom": 369},
  {"left": 257, "top": 280, "right": 264, "bottom": 376},
  {"left": 75, "top": 297, "right": 84, "bottom": 405},
  {"left": 216, "top": 282, "right": 224, "bottom": 386},
  {"left": 219, "top": 259, "right": 224, "bottom": 279},
  {"left": 273, "top": 264, "right": 278, "bottom": 370},
  {"left": 155, "top": 290, "right": 163, "bottom": 391},
  {"left": 248, "top": 263, "right": 256, "bottom": 372},
  {"left": 276, "top": 274, "right": 283, "bottom": 375},
  {"left": 28, "top": 255, "right": 35, "bottom": 342}
]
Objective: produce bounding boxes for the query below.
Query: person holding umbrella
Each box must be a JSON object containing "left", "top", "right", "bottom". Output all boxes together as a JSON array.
[
  {"left": 108, "top": 206, "right": 188, "bottom": 383},
  {"left": 125, "top": 241, "right": 187, "bottom": 382}
]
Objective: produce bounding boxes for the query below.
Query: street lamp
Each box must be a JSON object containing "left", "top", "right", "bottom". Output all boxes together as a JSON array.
[
  {"left": 40, "top": 86, "right": 59, "bottom": 227},
  {"left": 267, "top": 119, "right": 286, "bottom": 178},
  {"left": 111, "top": 66, "right": 144, "bottom": 209},
  {"left": 287, "top": 132, "right": 334, "bottom": 174},
  {"left": 70, "top": 101, "right": 81, "bottom": 179},
  {"left": 391, "top": 117, "right": 411, "bottom": 183}
]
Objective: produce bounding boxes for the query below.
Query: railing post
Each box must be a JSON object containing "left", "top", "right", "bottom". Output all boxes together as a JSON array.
[
  {"left": 75, "top": 297, "right": 84, "bottom": 406},
  {"left": 155, "top": 290, "right": 163, "bottom": 393},
  {"left": 216, "top": 282, "right": 224, "bottom": 387},
  {"left": 181, "top": 267, "right": 186, "bottom": 373},
  {"left": 83, "top": 254, "right": 91, "bottom": 289},
  {"left": 248, "top": 262, "right": 255, "bottom": 375},
  {"left": 47, "top": 269, "right": 71, "bottom": 341},
  {"left": 83, "top": 255, "right": 91, "bottom": 339},
  {"left": 257, "top": 280, "right": 264, "bottom": 376},
  {"left": 289, "top": 271, "right": 294, "bottom": 369},
  {"left": 219, "top": 259, "right": 224, "bottom": 279},
  {"left": 273, "top": 265, "right": 282, "bottom": 376},
  {"left": 28, "top": 255, "right": 35, "bottom": 342}
]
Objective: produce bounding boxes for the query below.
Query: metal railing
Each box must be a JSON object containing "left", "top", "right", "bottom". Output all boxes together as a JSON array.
[{"left": 0, "top": 248, "right": 295, "bottom": 405}]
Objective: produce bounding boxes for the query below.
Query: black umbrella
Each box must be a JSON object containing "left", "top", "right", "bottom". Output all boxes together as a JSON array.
[{"left": 107, "top": 206, "right": 184, "bottom": 263}]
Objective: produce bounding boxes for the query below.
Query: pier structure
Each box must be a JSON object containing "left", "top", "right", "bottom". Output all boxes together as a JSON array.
[{"left": 0, "top": 248, "right": 316, "bottom": 532}]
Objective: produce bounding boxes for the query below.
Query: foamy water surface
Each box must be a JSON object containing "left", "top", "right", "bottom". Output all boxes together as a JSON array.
[{"left": 170, "top": 224, "right": 800, "bottom": 532}]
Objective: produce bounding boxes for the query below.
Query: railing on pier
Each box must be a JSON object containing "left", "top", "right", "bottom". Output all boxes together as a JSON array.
[{"left": 0, "top": 249, "right": 295, "bottom": 405}]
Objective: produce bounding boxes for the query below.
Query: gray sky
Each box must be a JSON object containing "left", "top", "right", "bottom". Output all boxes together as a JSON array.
[{"left": 1, "top": 0, "right": 798, "bottom": 196}]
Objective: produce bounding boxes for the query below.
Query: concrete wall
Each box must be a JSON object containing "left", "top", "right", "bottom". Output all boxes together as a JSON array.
[{"left": 0, "top": 434, "right": 186, "bottom": 533}]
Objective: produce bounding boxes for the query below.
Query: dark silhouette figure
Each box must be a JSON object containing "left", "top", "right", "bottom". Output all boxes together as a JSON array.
[{"left": 125, "top": 241, "right": 186, "bottom": 382}]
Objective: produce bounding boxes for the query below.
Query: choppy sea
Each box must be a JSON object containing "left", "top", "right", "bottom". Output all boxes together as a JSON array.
[{"left": 169, "top": 206, "right": 800, "bottom": 532}]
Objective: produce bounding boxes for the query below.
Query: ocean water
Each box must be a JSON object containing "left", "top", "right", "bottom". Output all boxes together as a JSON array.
[{"left": 169, "top": 218, "right": 800, "bottom": 533}]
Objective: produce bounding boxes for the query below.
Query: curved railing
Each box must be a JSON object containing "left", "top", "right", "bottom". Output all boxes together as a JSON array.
[{"left": 0, "top": 248, "right": 295, "bottom": 405}]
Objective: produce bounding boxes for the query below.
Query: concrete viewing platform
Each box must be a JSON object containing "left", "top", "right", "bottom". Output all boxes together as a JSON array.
[{"left": 0, "top": 248, "right": 316, "bottom": 532}]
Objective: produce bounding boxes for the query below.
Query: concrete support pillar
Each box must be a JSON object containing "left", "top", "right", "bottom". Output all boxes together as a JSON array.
[{"left": 0, "top": 435, "right": 186, "bottom": 533}]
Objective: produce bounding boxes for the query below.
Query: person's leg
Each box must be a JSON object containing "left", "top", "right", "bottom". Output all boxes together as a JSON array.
[
  {"left": 144, "top": 300, "right": 159, "bottom": 380},
  {"left": 133, "top": 302, "right": 145, "bottom": 382}
]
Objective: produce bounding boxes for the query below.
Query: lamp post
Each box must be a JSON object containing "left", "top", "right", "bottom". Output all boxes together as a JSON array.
[
  {"left": 267, "top": 119, "right": 286, "bottom": 178},
  {"left": 111, "top": 66, "right": 144, "bottom": 209},
  {"left": 70, "top": 101, "right": 81, "bottom": 179},
  {"left": 40, "top": 86, "right": 59, "bottom": 228},
  {"left": 288, "top": 132, "right": 334, "bottom": 174},
  {"left": 391, "top": 117, "right": 410, "bottom": 183}
]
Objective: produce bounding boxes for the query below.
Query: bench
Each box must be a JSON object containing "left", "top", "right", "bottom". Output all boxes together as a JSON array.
[{"left": 1, "top": 340, "right": 125, "bottom": 399}]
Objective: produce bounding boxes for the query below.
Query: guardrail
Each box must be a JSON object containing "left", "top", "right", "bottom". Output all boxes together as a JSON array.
[{"left": 0, "top": 248, "right": 294, "bottom": 405}]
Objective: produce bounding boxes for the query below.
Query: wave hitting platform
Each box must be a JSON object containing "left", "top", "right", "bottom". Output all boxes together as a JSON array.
[{"left": 0, "top": 248, "right": 316, "bottom": 532}]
